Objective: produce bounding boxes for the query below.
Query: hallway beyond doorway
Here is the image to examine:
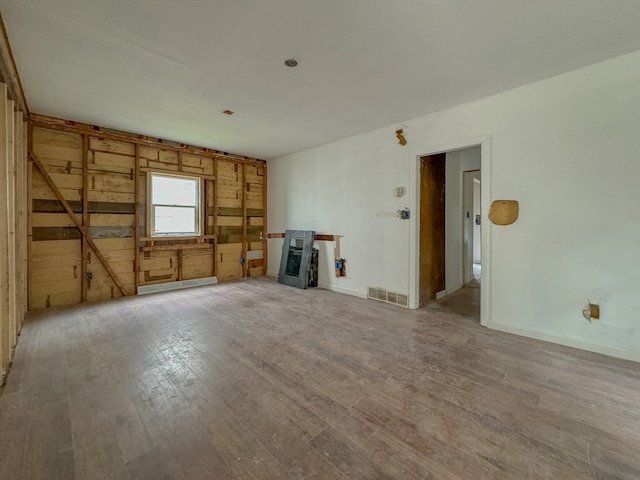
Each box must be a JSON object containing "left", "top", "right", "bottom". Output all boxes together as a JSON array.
[{"left": 422, "top": 277, "right": 480, "bottom": 321}]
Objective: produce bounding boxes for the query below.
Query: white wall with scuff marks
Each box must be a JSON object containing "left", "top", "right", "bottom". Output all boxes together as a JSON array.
[{"left": 267, "top": 50, "right": 640, "bottom": 361}]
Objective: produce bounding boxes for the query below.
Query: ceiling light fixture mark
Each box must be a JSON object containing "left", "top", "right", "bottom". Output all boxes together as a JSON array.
[{"left": 284, "top": 58, "right": 298, "bottom": 67}]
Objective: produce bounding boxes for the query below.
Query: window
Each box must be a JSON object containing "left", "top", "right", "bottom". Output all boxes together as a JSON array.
[{"left": 150, "top": 173, "right": 200, "bottom": 237}]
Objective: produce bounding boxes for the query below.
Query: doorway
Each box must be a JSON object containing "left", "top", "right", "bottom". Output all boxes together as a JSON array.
[
  {"left": 418, "top": 153, "right": 446, "bottom": 304},
  {"left": 409, "top": 136, "right": 490, "bottom": 324},
  {"left": 417, "top": 145, "right": 483, "bottom": 320}
]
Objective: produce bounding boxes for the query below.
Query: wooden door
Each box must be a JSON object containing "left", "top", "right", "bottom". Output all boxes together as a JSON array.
[{"left": 419, "top": 153, "right": 446, "bottom": 305}]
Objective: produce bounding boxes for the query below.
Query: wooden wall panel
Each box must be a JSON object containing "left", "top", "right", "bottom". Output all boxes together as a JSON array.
[
  {"left": 5, "top": 100, "right": 16, "bottom": 368},
  {"left": 182, "top": 249, "right": 215, "bottom": 280},
  {"left": 29, "top": 239, "right": 82, "bottom": 309},
  {"left": 0, "top": 86, "right": 9, "bottom": 375},
  {"left": 15, "top": 111, "right": 27, "bottom": 347},
  {"left": 0, "top": 82, "right": 28, "bottom": 385},
  {"left": 29, "top": 128, "right": 83, "bottom": 309},
  {"left": 244, "top": 164, "right": 265, "bottom": 277},
  {"left": 28, "top": 119, "right": 267, "bottom": 312}
]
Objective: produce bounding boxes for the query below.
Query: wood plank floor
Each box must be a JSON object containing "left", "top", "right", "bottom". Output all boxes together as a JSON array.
[{"left": 1, "top": 277, "right": 638, "bottom": 479}]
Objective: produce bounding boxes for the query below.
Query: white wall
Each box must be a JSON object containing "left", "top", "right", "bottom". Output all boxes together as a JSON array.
[
  {"left": 267, "top": 127, "right": 413, "bottom": 298},
  {"left": 268, "top": 51, "right": 640, "bottom": 361}
]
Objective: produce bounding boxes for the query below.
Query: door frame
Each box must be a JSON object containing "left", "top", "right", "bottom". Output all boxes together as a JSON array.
[
  {"left": 463, "top": 169, "right": 481, "bottom": 286},
  {"left": 408, "top": 136, "right": 491, "bottom": 326}
]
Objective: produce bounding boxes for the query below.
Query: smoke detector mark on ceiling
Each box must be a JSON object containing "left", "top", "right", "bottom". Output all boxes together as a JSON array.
[
  {"left": 222, "top": 110, "right": 234, "bottom": 115},
  {"left": 284, "top": 59, "right": 298, "bottom": 67}
]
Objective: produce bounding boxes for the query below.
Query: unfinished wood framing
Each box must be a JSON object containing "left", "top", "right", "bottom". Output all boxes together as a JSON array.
[
  {"left": 14, "top": 110, "right": 27, "bottom": 343},
  {"left": 134, "top": 143, "right": 140, "bottom": 292},
  {"left": 81, "top": 134, "right": 88, "bottom": 302},
  {"left": 0, "top": 82, "right": 28, "bottom": 385},
  {"left": 30, "top": 113, "right": 260, "bottom": 164},
  {"left": 6, "top": 100, "right": 16, "bottom": 362},
  {"left": 0, "top": 14, "right": 28, "bottom": 115},
  {"left": 30, "top": 150, "right": 128, "bottom": 297},
  {"left": 242, "top": 162, "right": 248, "bottom": 278},
  {"left": 262, "top": 164, "right": 268, "bottom": 275},
  {"left": 28, "top": 118, "right": 267, "bottom": 310}
]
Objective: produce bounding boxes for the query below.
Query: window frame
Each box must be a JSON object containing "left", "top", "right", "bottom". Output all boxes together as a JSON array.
[{"left": 148, "top": 172, "right": 202, "bottom": 238}]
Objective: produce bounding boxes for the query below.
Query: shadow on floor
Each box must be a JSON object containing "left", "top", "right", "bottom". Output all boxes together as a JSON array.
[{"left": 419, "top": 284, "right": 480, "bottom": 321}]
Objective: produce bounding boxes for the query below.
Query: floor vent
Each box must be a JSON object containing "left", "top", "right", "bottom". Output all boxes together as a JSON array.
[{"left": 367, "top": 286, "right": 409, "bottom": 308}]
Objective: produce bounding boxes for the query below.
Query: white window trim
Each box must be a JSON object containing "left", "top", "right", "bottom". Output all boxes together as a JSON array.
[{"left": 149, "top": 172, "right": 202, "bottom": 238}]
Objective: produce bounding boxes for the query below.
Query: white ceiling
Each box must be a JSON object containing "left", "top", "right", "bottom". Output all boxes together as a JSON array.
[{"left": 2, "top": 1, "right": 639, "bottom": 160}]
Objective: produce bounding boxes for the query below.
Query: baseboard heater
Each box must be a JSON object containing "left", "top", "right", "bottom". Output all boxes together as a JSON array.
[{"left": 137, "top": 276, "right": 218, "bottom": 295}]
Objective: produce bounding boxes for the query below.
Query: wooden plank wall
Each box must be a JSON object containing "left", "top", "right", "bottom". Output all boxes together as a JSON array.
[
  {"left": 0, "top": 82, "right": 28, "bottom": 385},
  {"left": 28, "top": 119, "right": 267, "bottom": 311}
]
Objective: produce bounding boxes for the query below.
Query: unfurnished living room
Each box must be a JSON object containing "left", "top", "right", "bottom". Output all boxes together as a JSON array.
[{"left": 0, "top": 1, "right": 639, "bottom": 479}]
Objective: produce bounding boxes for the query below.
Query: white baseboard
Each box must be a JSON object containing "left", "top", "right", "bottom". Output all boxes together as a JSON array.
[
  {"left": 137, "top": 276, "right": 218, "bottom": 295},
  {"left": 267, "top": 273, "right": 366, "bottom": 299},
  {"left": 318, "top": 282, "right": 368, "bottom": 299},
  {"left": 432, "top": 285, "right": 464, "bottom": 300},
  {"left": 487, "top": 321, "right": 640, "bottom": 363}
]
